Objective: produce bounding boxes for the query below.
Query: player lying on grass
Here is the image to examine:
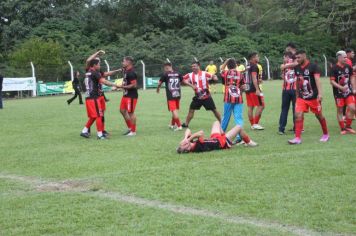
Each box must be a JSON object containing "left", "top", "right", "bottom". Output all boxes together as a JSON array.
[{"left": 177, "top": 121, "right": 257, "bottom": 154}]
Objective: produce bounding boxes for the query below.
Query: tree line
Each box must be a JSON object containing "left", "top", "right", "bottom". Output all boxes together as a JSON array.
[{"left": 0, "top": 0, "right": 354, "bottom": 81}]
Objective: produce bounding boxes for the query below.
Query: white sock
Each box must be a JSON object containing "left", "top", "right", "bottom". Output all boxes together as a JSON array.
[
  {"left": 82, "top": 127, "right": 89, "bottom": 133},
  {"left": 97, "top": 131, "right": 103, "bottom": 137}
]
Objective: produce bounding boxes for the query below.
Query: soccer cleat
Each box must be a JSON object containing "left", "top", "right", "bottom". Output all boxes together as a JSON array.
[
  {"left": 97, "top": 135, "right": 107, "bottom": 140},
  {"left": 278, "top": 131, "right": 285, "bottom": 135},
  {"left": 169, "top": 125, "right": 176, "bottom": 130},
  {"left": 345, "top": 127, "right": 356, "bottom": 134},
  {"left": 319, "top": 134, "right": 330, "bottom": 142},
  {"left": 103, "top": 130, "right": 110, "bottom": 137},
  {"left": 288, "top": 137, "right": 302, "bottom": 145},
  {"left": 123, "top": 129, "right": 131, "bottom": 135},
  {"left": 174, "top": 126, "right": 183, "bottom": 131},
  {"left": 126, "top": 131, "right": 136, "bottom": 137},
  {"left": 340, "top": 129, "right": 347, "bottom": 135},
  {"left": 80, "top": 132, "right": 90, "bottom": 138},
  {"left": 182, "top": 123, "right": 189, "bottom": 128},
  {"left": 251, "top": 124, "right": 264, "bottom": 130},
  {"left": 244, "top": 140, "right": 258, "bottom": 147}
]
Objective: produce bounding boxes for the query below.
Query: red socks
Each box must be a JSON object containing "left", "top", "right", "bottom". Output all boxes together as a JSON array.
[
  {"left": 295, "top": 119, "right": 303, "bottom": 138},
  {"left": 346, "top": 118, "right": 353, "bottom": 128},
  {"left": 86, "top": 118, "right": 95, "bottom": 128},
  {"left": 96, "top": 117, "right": 104, "bottom": 132},
  {"left": 174, "top": 118, "right": 181, "bottom": 127},
  {"left": 339, "top": 120, "right": 345, "bottom": 130},
  {"left": 171, "top": 118, "right": 175, "bottom": 126},
  {"left": 131, "top": 124, "right": 136, "bottom": 132},
  {"left": 249, "top": 117, "right": 254, "bottom": 126},
  {"left": 242, "top": 135, "right": 251, "bottom": 144},
  {"left": 125, "top": 120, "right": 133, "bottom": 130},
  {"left": 319, "top": 118, "right": 328, "bottom": 135},
  {"left": 254, "top": 115, "right": 261, "bottom": 125}
]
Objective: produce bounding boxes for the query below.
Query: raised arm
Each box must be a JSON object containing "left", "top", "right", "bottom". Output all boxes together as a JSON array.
[
  {"left": 280, "top": 61, "right": 298, "bottom": 70},
  {"left": 86, "top": 50, "right": 105, "bottom": 67}
]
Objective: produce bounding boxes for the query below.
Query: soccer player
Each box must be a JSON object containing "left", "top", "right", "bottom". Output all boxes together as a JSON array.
[
  {"left": 245, "top": 52, "right": 265, "bottom": 130},
  {"left": 67, "top": 71, "right": 83, "bottom": 105},
  {"left": 80, "top": 59, "right": 118, "bottom": 140},
  {"left": 205, "top": 60, "right": 218, "bottom": 93},
  {"left": 329, "top": 50, "right": 356, "bottom": 134},
  {"left": 85, "top": 50, "right": 121, "bottom": 137},
  {"left": 176, "top": 121, "right": 257, "bottom": 153},
  {"left": 220, "top": 58, "right": 246, "bottom": 142},
  {"left": 181, "top": 61, "right": 221, "bottom": 128},
  {"left": 288, "top": 50, "right": 329, "bottom": 145},
  {"left": 117, "top": 56, "right": 139, "bottom": 137},
  {"left": 156, "top": 62, "right": 184, "bottom": 131},
  {"left": 278, "top": 51, "right": 297, "bottom": 134}
]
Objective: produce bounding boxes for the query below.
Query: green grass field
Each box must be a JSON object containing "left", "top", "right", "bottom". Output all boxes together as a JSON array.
[{"left": 0, "top": 79, "right": 355, "bottom": 235}]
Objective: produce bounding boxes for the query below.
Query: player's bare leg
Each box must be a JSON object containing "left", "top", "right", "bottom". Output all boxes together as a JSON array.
[
  {"left": 210, "top": 121, "right": 223, "bottom": 134},
  {"left": 315, "top": 112, "right": 329, "bottom": 142},
  {"left": 226, "top": 125, "right": 257, "bottom": 147},
  {"left": 212, "top": 109, "right": 222, "bottom": 123},
  {"left": 345, "top": 104, "right": 356, "bottom": 134},
  {"left": 183, "top": 109, "right": 195, "bottom": 128},
  {"left": 289, "top": 112, "right": 303, "bottom": 144}
]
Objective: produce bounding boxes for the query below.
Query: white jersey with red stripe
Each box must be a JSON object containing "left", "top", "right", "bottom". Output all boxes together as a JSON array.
[{"left": 184, "top": 71, "right": 212, "bottom": 99}]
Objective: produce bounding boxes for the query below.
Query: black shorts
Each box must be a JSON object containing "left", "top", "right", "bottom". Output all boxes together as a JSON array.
[{"left": 190, "top": 96, "right": 216, "bottom": 111}]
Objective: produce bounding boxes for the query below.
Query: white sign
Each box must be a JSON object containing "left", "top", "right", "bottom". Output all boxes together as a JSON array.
[{"left": 3, "top": 77, "right": 37, "bottom": 96}]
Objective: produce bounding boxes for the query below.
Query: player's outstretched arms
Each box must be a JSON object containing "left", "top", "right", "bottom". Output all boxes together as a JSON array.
[
  {"left": 182, "top": 80, "right": 197, "bottom": 90},
  {"left": 281, "top": 61, "right": 298, "bottom": 70},
  {"left": 103, "top": 69, "right": 122, "bottom": 77}
]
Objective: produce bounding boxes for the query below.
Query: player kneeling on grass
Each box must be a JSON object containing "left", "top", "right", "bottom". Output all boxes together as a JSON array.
[
  {"left": 80, "top": 59, "right": 118, "bottom": 140},
  {"left": 288, "top": 50, "right": 329, "bottom": 145},
  {"left": 157, "top": 62, "right": 184, "bottom": 131},
  {"left": 330, "top": 50, "right": 356, "bottom": 134},
  {"left": 177, "top": 121, "right": 257, "bottom": 154}
]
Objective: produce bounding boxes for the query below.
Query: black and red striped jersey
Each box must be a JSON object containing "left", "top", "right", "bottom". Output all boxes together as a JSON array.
[
  {"left": 221, "top": 69, "right": 244, "bottom": 104},
  {"left": 123, "top": 68, "right": 138, "bottom": 99},
  {"left": 245, "top": 63, "right": 260, "bottom": 93}
]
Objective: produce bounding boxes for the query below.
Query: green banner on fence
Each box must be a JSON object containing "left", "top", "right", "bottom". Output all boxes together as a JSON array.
[
  {"left": 37, "top": 82, "right": 65, "bottom": 96},
  {"left": 145, "top": 77, "right": 161, "bottom": 88}
]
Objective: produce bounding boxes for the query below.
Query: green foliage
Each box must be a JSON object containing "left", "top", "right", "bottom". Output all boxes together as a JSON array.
[{"left": 0, "top": 0, "right": 353, "bottom": 81}]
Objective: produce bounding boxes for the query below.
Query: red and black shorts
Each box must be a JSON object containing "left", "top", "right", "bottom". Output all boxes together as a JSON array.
[
  {"left": 335, "top": 96, "right": 355, "bottom": 107},
  {"left": 120, "top": 97, "right": 138, "bottom": 113},
  {"left": 296, "top": 98, "right": 322, "bottom": 114},
  {"left": 190, "top": 96, "right": 216, "bottom": 111},
  {"left": 86, "top": 98, "right": 103, "bottom": 118},
  {"left": 167, "top": 99, "right": 180, "bottom": 111},
  {"left": 245, "top": 92, "right": 265, "bottom": 107},
  {"left": 210, "top": 133, "right": 232, "bottom": 149}
]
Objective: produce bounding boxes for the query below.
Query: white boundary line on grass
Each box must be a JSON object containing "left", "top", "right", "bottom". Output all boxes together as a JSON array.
[{"left": 0, "top": 173, "right": 349, "bottom": 236}]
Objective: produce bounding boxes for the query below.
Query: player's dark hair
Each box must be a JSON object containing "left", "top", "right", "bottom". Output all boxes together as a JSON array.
[
  {"left": 248, "top": 52, "right": 258, "bottom": 60},
  {"left": 192, "top": 61, "right": 201, "bottom": 66},
  {"left": 295, "top": 49, "right": 306, "bottom": 55},
  {"left": 124, "top": 56, "right": 135, "bottom": 64},
  {"left": 176, "top": 146, "right": 189, "bottom": 154},
  {"left": 345, "top": 48, "right": 354, "bottom": 53},
  {"left": 227, "top": 59, "right": 237, "bottom": 69},
  {"left": 163, "top": 62, "right": 172, "bottom": 67},
  {"left": 286, "top": 42, "right": 297, "bottom": 49},
  {"left": 236, "top": 60, "right": 241, "bottom": 65},
  {"left": 284, "top": 51, "right": 294, "bottom": 58},
  {"left": 89, "top": 59, "right": 100, "bottom": 67}
]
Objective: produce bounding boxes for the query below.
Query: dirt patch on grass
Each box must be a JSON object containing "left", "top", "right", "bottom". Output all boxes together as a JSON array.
[{"left": 36, "top": 180, "right": 101, "bottom": 192}]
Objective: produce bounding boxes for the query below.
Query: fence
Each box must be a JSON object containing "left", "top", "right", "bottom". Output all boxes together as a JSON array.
[{"left": 0, "top": 54, "right": 331, "bottom": 98}]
